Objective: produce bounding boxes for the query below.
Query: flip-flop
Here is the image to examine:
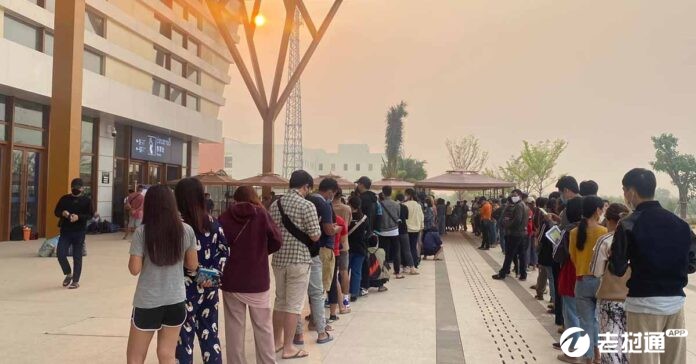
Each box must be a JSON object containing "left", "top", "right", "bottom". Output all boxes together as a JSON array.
[
  {"left": 316, "top": 332, "right": 333, "bottom": 344},
  {"left": 282, "top": 349, "right": 309, "bottom": 360}
]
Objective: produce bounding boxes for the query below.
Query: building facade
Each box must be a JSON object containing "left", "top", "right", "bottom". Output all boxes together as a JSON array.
[
  {"left": 220, "top": 138, "right": 384, "bottom": 183},
  {"left": 0, "top": 0, "right": 240, "bottom": 239}
]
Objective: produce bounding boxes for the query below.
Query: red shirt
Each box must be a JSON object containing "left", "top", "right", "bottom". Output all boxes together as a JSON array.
[{"left": 333, "top": 215, "right": 348, "bottom": 256}]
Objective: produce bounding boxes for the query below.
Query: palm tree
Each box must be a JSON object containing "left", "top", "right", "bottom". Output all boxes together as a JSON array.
[{"left": 383, "top": 101, "right": 408, "bottom": 179}]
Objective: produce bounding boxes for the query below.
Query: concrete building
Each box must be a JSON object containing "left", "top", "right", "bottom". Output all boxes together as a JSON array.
[
  {"left": 0, "top": 0, "right": 240, "bottom": 239},
  {"left": 220, "top": 138, "right": 384, "bottom": 183}
]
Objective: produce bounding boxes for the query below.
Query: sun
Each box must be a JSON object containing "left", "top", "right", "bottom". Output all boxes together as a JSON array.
[{"left": 254, "top": 14, "right": 266, "bottom": 27}]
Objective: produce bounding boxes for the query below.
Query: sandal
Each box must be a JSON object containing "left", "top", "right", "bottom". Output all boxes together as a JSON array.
[
  {"left": 316, "top": 332, "right": 333, "bottom": 344},
  {"left": 329, "top": 315, "right": 339, "bottom": 322},
  {"left": 282, "top": 349, "right": 309, "bottom": 360}
]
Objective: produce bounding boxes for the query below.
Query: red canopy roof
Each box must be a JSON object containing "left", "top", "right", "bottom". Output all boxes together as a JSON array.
[
  {"left": 237, "top": 173, "right": 289, "bottom": 188},
  {"left": 415, "top": 170, "right": 515, "bottom": 190},
  {"left": 371, "top": 178, "right": 415, "bottom": 189}
]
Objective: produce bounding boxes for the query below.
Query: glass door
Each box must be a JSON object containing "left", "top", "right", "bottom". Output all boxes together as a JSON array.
[
  {"left": 10, "top": 148, "right": 42, "bottom": 233},
  {"left": 129, "top": 161, "right": 145, "bottom": 190},
  {"left": 148, "top": 163, "right": 162, "bottom": 185}
]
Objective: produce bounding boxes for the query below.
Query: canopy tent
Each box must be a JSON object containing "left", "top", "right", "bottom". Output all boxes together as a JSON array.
[
  {"left": 237, "top": 173, "right": 290, "bottom": 188},
  {"left": 313, "top": 173, "right": 354, "bottom": 190},
  {"left": 167, "top": 170, "right": 239, "bottom": 186},
  {"left": 371, "top": 178, "right": 415, "bottom": 189},
  {"left": 415, "top": 170, "right": 515, "bottom": 195}
]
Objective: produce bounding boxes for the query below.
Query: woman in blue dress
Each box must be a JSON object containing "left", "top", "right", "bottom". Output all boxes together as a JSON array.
[{"left": 174, "top": 178, "right": 229, "bottom": 364}]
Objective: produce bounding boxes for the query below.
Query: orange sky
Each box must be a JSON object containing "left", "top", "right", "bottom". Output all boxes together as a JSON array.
[{"left": 220, "top": 0, "right": 696, "bottom": 196}]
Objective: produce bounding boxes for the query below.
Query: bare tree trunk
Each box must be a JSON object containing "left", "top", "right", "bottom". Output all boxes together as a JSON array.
[{"left": 678, "top": 187, "right": 688, "bottom": 219}]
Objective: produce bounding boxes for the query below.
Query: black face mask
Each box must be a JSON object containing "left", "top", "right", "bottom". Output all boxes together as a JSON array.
[{"left": 71, "top": 188, "right": 82, "bottom": 196}]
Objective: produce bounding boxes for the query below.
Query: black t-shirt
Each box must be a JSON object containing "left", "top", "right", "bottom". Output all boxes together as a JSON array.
[{"left": 54, "top": 194, "right": 94, "bottom": 232}]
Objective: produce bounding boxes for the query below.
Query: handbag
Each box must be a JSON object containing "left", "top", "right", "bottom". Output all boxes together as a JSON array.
[{"left": 277, "top": 199, "right": 320, "bottom": 257}]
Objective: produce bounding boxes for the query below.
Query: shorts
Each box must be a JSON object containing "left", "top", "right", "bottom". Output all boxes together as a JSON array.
[
  {"left": 273, "top": 263, "right": 310, "bottom": 314},
  {"left": 131, "top": 302, "right": 186, "bottom": 331},
  {"left": 128, "top": 218, "right": 142, "bottom": 229},
  {"left": 319, "top": 247, "right": 336, "bottom": 291},
  {"left": 338, "top": 251, "right": 349, "bottom": 271}
]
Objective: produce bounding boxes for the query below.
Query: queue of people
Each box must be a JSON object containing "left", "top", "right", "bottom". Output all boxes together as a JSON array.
[
  {"left": 486, "top": 170, "right": 695, "bottom": 364},
  {"left": 116, "top": 170, "right": 443, "bottom": 363}
]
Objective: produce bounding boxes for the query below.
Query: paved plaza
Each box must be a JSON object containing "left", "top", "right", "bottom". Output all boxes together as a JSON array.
[{"left": 2, "top": 233, "right": 696, "bottom": 363}]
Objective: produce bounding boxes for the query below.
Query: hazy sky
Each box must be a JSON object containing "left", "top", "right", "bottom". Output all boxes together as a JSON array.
[{"left": 220, "top": 0, "right": 696, "bottom": 196}]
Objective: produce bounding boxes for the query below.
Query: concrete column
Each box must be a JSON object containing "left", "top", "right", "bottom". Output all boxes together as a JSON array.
[
  {"left": 44, "top": 0, "right": 86, "bottom": 237},
  {"left": 190, "top": 142, "right": 200, "bottom": 176}
]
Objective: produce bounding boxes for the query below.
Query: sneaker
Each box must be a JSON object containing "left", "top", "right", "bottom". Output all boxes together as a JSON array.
[
  {"left": 62, "top": 275, "right": 73, "bottom": 287},
  {"left": 518, "top": 277, "right": 527, "bottom": 282},
  {"left": 360, "top": 288, "right": 369, "bottom": 296},
  {"left": 491, "top": 274, "right": 506, "bottom": 280},
  {"left": 68, "top": 282, "right": 80, "bottom": 289}
]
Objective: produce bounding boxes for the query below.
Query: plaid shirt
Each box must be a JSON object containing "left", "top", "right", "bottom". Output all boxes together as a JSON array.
[{"left": 270, "top": 190, "right": 321, "bottom": 268}]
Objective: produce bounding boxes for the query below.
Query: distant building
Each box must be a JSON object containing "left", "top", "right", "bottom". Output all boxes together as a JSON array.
[
  {"left": 215, "top": 139, "right": 384, "bottom": 183},
  {"left": 0, "top": 0, "right": 241, "bottom": 239}
]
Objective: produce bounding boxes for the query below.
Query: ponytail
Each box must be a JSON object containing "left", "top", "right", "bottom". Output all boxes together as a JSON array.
[{"left": 577, "top": 217, "right": 588, "bottom": 251}]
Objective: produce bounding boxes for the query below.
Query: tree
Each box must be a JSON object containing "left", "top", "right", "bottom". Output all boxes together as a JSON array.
[
  {"left": 445, "top": 135, "right": 488, "bottom": 172},
  {"left": 520, "top": 139, "right": 568, "bottom": 196},
  {"left": 500, "top": 155, "right": 535, "bottom": 193},
  {"left": 383, "top": 101, "right": 408, "bottom": 178},
  {"left": 381, "top": 156, "right": 427, "bottom": 182},
  {"left": 651, "top": 133, "right": 696, "bottom": 219}
]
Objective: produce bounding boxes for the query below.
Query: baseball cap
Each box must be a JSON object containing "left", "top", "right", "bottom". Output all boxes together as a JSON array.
[{"left": 355, "top": 176, "right": 372, "bottom": 189}]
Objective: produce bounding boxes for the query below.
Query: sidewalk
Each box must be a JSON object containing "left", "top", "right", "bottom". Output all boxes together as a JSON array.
[{"left": 2, "top": 232, "right": 695, "bottom": 363}]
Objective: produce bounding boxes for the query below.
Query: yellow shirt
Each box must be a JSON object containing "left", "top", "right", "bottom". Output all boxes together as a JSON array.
[{"left": 569, "top": 225, "right": 608, "bottom": 277}]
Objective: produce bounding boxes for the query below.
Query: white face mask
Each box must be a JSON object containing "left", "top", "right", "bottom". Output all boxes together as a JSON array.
[{"left": 511, "top": 196, "right": 521, "bottom": 203}]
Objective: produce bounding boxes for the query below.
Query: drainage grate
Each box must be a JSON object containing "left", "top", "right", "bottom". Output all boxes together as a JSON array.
[{"left": 450, "top": 237, "right": 537, "bottom": 363}]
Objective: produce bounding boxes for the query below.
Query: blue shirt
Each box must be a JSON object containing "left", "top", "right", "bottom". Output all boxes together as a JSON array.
[{"left": 307, "top": 193, "right": 335, "bottom": 249}]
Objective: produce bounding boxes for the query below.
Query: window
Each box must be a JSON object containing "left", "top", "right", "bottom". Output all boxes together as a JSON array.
[
  {"left": 81, "top": 117, "right": 95, "bottom": 153},
  {"left": 172, "top": 28, "right": 185, "bottom": 48},
  {"left": 368, "top": 164, "right": 374, "bottom": 171},
  {"left": 187, "top": 38, "right": 200, "bottom": 57},
  {"left": 0, "top": 95, "right": 6, "bottom": 141},
  {"left": 85, "top": 10, "right": 105, "bottom": 37},
  {"left": 186, "top": 93, "right": 199, "bottom": 111},
  {"left": 356, "top": 164, "right": 361, "bottom": 171},
  {"left": 43, "top": 31, "right": 53, "bottom": 55},
  {"left": 155, "top": 47, "right": 169, "bottom": 68},
  {"left": 318, "top": 163, "right": 323, "bottom": 171},
  {"left": 224, "top": 156, "right": 233, "bottom": 169},
  {"left": 185, "top": 64, "right": 200, "bottom": 84},
  {"left": 4, "top": 15, "right": 41, "bottom": 50},
  {"left": 170, "top": 86, "right": 184, "bottom": 106},
  {"left": 187, "top": 10, "right": 202, "bottom": 30},
  {"left": 13, "top": 99, "right": 45, "bottom": 146},
  {"left": 83, "top": 48, "right": 104, "bottom": 74},
  {"left": 343, "top": 164, "right": 348, "bottom": 171},
  {"left": 158, "top": 17, "right": 172, "bottom": 38},
  {"left": 152, "top": 78, "right": 168, "bottom": 98},
  {"left": 170, "top": 57, "right": 184, "bottom": 77},
  {"left": 80, "top": 116, "right": 97, "bottom": 198},
  {"left": 14, "top": 100, "right": 44, "bottom": 128},
  {"left": 331, "top": 163, "right": 336, "bottom": 171}
]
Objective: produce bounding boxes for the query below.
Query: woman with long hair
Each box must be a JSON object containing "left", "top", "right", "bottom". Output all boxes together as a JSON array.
[
  {"left": 218, "top": 186, "right": 282, "bottom": 364},
  {"left": 569, "top": 196, "right": 607, "bottom": 364},
  {"left": 590, "top": 203, "right": 630, "bottom": 364},
  {"left": 174, "top": 178, "right": 229, "bottom": 364},
  {"left": 127, "top": 184, "right": 198, "bottom": 364}
]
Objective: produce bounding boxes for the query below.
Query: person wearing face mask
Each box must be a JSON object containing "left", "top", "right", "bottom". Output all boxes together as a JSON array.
[
  {"left": 609, "top": 168, "right": 696, "bottom": 364},
  {"left": 53, "top": 178, "right": 94, "bottom": 289},
  {"left": 554, "top": 176, "right": 580, "bottom": 229},
  {"left": 492, "top": 189, "right": 529, "bottom": 281}
]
